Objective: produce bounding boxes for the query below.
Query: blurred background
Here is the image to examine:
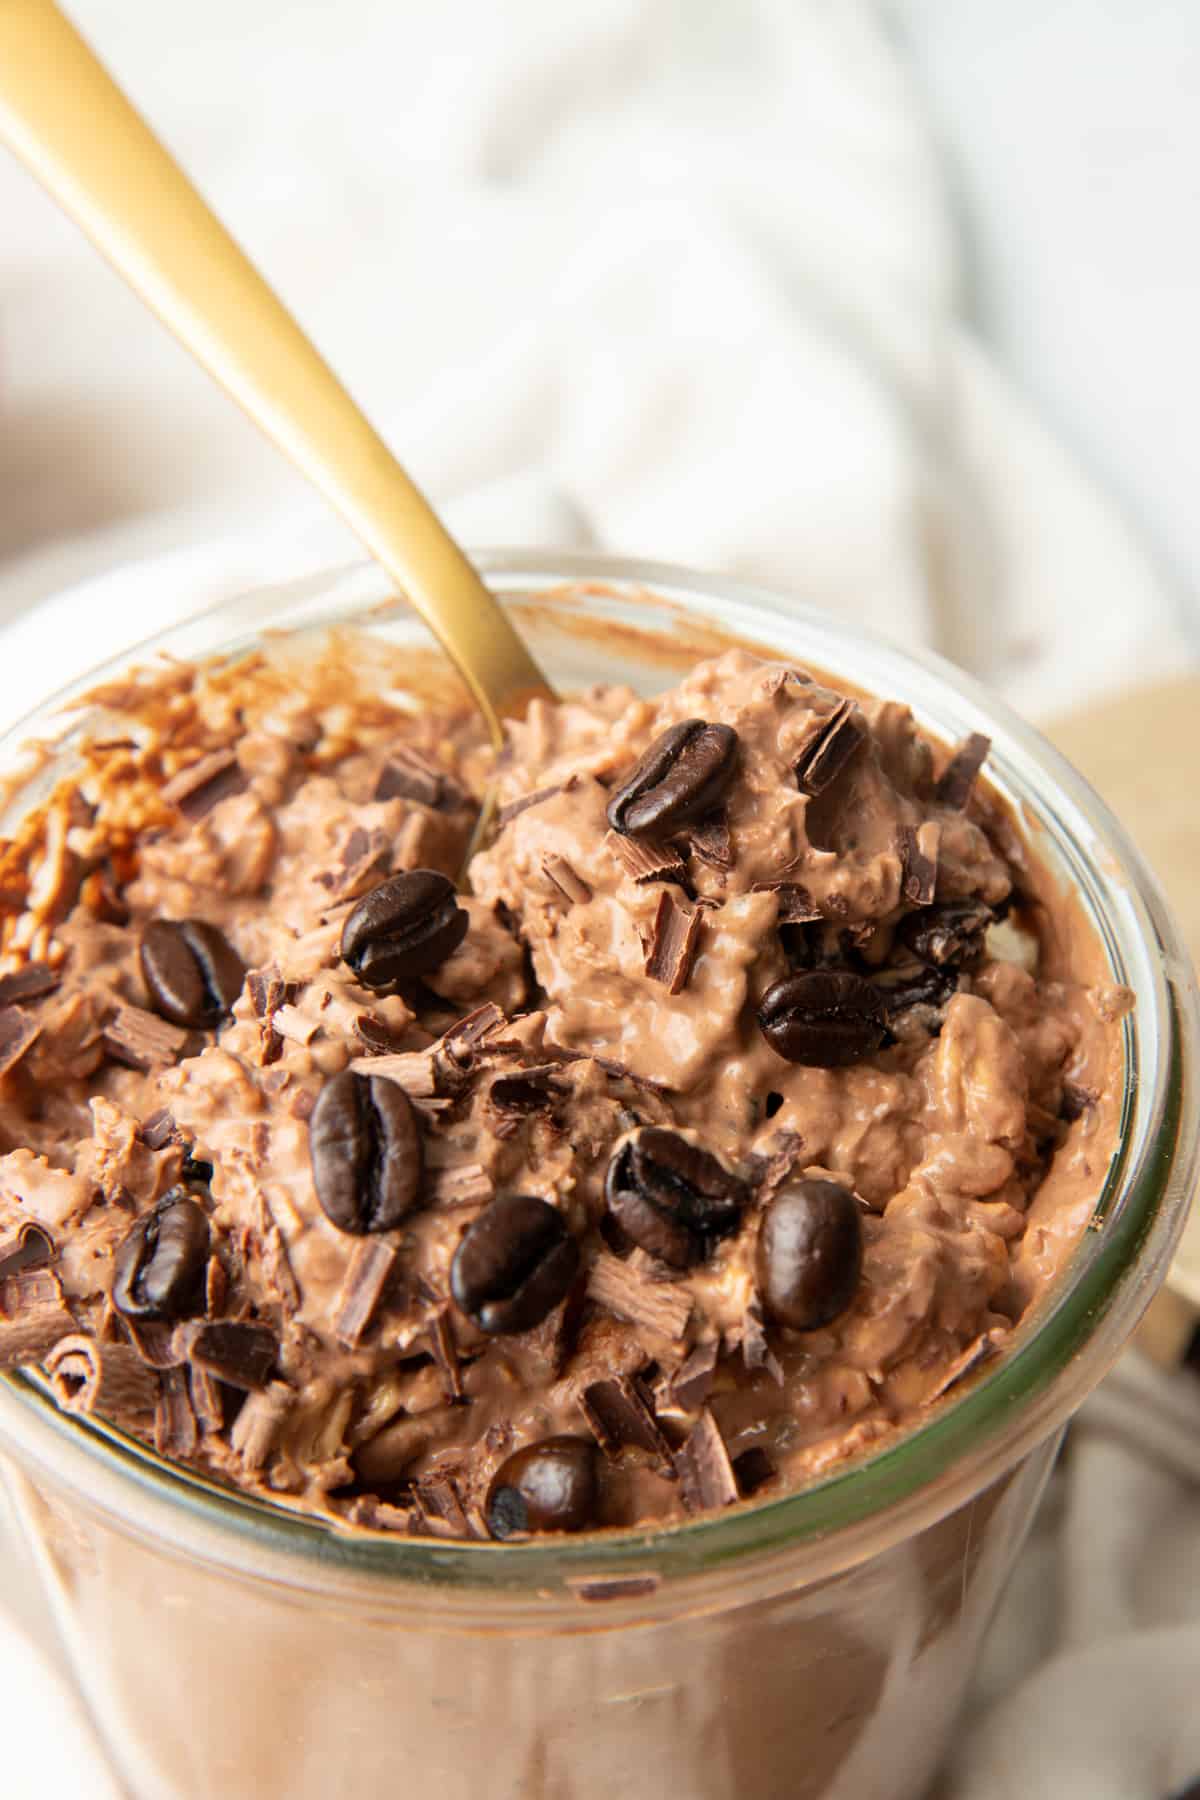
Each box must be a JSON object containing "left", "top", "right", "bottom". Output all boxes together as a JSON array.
[{"left": 1, "top": 5, "right": 1199, "bottom": 1798}]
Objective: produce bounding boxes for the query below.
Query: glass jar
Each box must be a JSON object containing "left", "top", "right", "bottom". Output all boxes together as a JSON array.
[{"left": 0, "top": 552, "right": 1194, "bottom": 1800}]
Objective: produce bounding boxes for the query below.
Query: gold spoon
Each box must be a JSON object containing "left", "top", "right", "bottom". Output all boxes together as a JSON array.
[{"left": 0, "top": 0, "right": 555, "bottom": 746}]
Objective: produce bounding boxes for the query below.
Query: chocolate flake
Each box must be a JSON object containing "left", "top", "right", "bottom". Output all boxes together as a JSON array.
[
  {"left": 247, "top": 966, "right": 295, "bottom": 1020},
  {"left": 497, "top": 783, "right": 565, "bottom": 828},
  {"left": 413, "top": 1468, "right": 474, "bottom": 1538},
  {"left": 426, "top": 1305, "right": 465, "bottom": 1401},
  {"left": 329, "top": 826, "right": 392, "bottom": 901},
  {"left": 185, "top": 1320, "right": 277, "bottom": 1391},
  {"left": 580, "top": 1374, "right": 674, "bottom": 1471},
  {"left": 897, "top": 822, "right": 941, "bottom": 906},
  {"left": 0, "top": 962, "right": 60, "bottom": 1008},
  {"left": 137, "top": 1108, "right": 180, "bottom": 1152},
  {"left": 486, "top": 1065, "right": 568, "bottom": 1137},
  {"left": 161, "top": 748, "right": 247, "bottom": 820},
  {"left": 155, "top": 1365, "right": 199, "bottom": 1459},
  {"left": 334, "top": 1240, "right": 398, "bottom": 1350},
  {"left": 674, "top": 1407, "right": 739, "bottom": 1512},
  {"left": 229, "top": 1380, "right": 293, "bottom": 1471},
  {"left": 542, "top": 855, "right": 592, "bottom": 905},
  {"left": 935, "top": 732, "right": 991, "bottom": 810},
  {"left": 0, "top": 1006, "right": 41, "bottom": 1077},
  {"left": 103, "top": 1004, "right": 190, "bottom": 1071},
  {"left": 258, "top": 1206, "right": 301, "bottom": 1318},
  {"left": 566, "top": 1571, "right": 661, "bottom": 1603},
  {"left": 924, "top": 1329, "right": 1005, "bottom": 1403},
  {"left": 440, "top": 1003, "right": 507, "bottom": 1073},
  {"left": 680, "top": 810, "right": 733, "bottom": 871},
  {"left": 605, "top": 828, "right": 687, "bottom": 886},
  {"left": 644, "top": 891, "right": 702, "bottom": 995},
  {"left": 586, "top": 1250, "right": 693, "bottom": 1346},
  {"left": 741, "top": 1303, "right": 784, "bottom": 1385},
  {"left": 793, "top": 699, "right": 866, "bottom": 796},
  {"left": 0, "top": 1268, "right": 76, "bottom": 1366},
  {"left": 375, "top": 745, "right": 467, "bottom": 812},
  {"left": 0, "top": 1221, "right": 54, "bottom": 1282},
  {"left": 189, "top": 1364, "right": 227, "bottom": 1435},
  {"left": 670, "top": 1340, "right": 719, "bottom": 1410},
  {"left": 755, "top": 881, "right": 823, "bottom": 924},
  {"left": 45, "top": 1333, "right": 159, "bottom": 1423}
]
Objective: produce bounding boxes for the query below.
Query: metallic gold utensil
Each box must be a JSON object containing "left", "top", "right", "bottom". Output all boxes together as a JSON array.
[{"left": 0, "top": 0, "right": 555, "bottom": 744}]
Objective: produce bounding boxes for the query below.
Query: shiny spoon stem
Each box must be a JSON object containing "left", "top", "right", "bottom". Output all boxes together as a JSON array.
[{"left": 0, "top": 0, "right": 554, "bottom": 743}]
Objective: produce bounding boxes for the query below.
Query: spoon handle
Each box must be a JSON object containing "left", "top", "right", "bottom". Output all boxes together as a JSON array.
[{"left": 0, "top": 0, "right": 553, "bottom": 739}]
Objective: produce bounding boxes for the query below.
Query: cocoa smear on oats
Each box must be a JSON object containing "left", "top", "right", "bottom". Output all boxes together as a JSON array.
[{"left": 0, "top": 622, "right": 1124, "bottom": 1538}]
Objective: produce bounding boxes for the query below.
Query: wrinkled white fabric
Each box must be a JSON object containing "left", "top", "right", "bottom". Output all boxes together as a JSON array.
[{"left": 0, "top": 4, "right": 1196, "bottom": 1797}]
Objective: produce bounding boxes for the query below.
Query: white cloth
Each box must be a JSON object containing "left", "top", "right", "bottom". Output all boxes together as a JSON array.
[{"left": 0, "top": 4, "right": 1196, "bottom": 1797}]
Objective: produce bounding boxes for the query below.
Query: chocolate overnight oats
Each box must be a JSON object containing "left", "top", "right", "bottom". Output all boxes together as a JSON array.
[{"left": 0, "top": 630, "right": 1125, "bottom": 1542}]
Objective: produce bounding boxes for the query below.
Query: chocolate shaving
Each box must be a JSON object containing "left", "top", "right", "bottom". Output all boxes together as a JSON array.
[
  {"left": 377, "top": 746, "right": 468, "bottom": 812},
  {"left": 441, "top": 1003, "right": 507, "bottom": 1073},
  {"left": 352, "top": 1015, "right": 407, "bottom": 1055},
  {"left": 229, "top": 1380, "right": 293, "bottom": 1471},
  {"left": 924, "top": 1329, "right": 1005, "bottom": 1403},
  {"left": 185, "top": 1320, "right": 277, "bottom": 1391},
  {"left": 566, "top": 1571, "right": 661, "bottom": 1603},
  {"left": 188, "top": 1364, "right": 227, "bottom": 1435},
  {"left": 741, "top": 1303, "right": 784, "bottom": 1385},
  {"left": 674, "top": 1407, "right": 739, "bottom": 1512},
  {"left": 272, "top": 1004, "right": 321, "bottom": 1047},
  {"left": 754, "top": 880, "right": 823, "bottom": 923},
  {"left": 0, "top": 962, "right": 60, "bottom": 1008},
  {"left": 427, "top": 1163, "right": 493, "bottom": 1209},
  {"left": 680, "top": 810, "right": 733, "bottom": 871},
  {"left": 486, "top": 1065, "right": 568, "bottom": 1138},
  {"left": 897, "top": 822, "right": 941, "bottom": 906},
  {"left": 0, "top": 1007, "right": 41, "bottom": 1077},
  {"left": 45, "top": 1333, "right": 158, "bottom": 1423},
  {"left": 935, "top": 732, "right": 991, "bottom": 809},
  {"left": 542, "top": 855, "right": 592, "bottom": 905},
  {"left": 605, "top": 828, "right": 687, "bottom": 886},
  {"left": 343, "top": 1495, "right": 415, "bottom": 1534},
  {"left": 103, "top": 1004, "right": 190, "bottom": 1071},
  {"left": 155, "top": 1365, "right": 199, "bottom": 1459},
  {"left": 586, "top": 1250, "right": 692, "bottom": 1346},
  {"left": 793, "top": 699, "right": 866, "bottom": 796},
  {"left": 161, "top": 748, "right": 247, "bottom": 820},
  {"left": 732, "top": 1447, "right": 777, "bottom": 1496},
  {"left": 258, "top": 1209, "right": 301, "bottom": 1318},
  {"left": 125, "top": 1317, "right": 184, "bottom": 1368},
  {"left": 349, "top": 1048, "right": 438, "bottom": 1097},
  {"left": 644, "top": 891, "right": 702, "bottom": 995},
  {"left": 0, "top": 1268, "right": 76, "bottom": 1366},
  {"left": 334, "top": 1240, "right": 398, "bottom": 1350},
  {"left": 426, "top": 1306, "right": 464, "bottom": 1402},
  {"left": 137, "top": 1108, "right": 180, "bottom": 1152},
  {"left": 412, "top": 1468, "right": 475, "bottom": 1538},
  {"left": 247, "top": 966, "right": 295, "bottom": 1019},
  {"left": 497, "top": 783, "right": 565, "bottom": 828},
  {"left": 0, "top": 1221, "right": 54, "bottom": 1281},
  {"left": 580, "top": 1374, "right": 674, "bottom": 1471},
  {"left": 670, "top": 1340, "right": 719, "bottom": 1410}
]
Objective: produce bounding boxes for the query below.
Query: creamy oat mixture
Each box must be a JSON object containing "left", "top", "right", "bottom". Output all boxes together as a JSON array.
[{"left": 0, "top": 631, "right": 1124, "bottom": 1538}]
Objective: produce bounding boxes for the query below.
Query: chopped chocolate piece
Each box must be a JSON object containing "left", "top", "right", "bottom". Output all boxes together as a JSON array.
[
  {"left": 412, "top": 1468, "right": 474, "bottom": 1538},
  {"left": 793, "top": 699, "right": 866, "bottom": 796},
  {"left": 0, "top": 1221, "right": 54, "bottom": 1282},
  {"left": 189, "top": 1364, "right": 228, "bottom": 1435},
  {"left": 897, "top": 822, "right": 940, "bottom": 906},
  {"left": 137, "top": 1108, "right": 180, "bottom": 1152},
  {"left": 229, "top": 1381, "right": 293, "bottom": 1471},
  {"left": 935, "top": 732, "right": 991, "bottom": 809},
  {"left": 755, "top": 880, "right": 823, "bottom": 923},
  {"left": 924, "top": 1329, "right": 1005, "bottom": 1403},
  {"left": 0, "top": 1268, "right": 76, "bottom": 1366},
  {"left": 374, "top": 745, "right": 467, "bottom": 812},
  {"left": 497, "top": 783, "right": 565, "bottom": 828},
  {"left": 161, "top": 748, "right": 247, "bottom": 820},
  {"left": 185, "top": 1320, "right": 277, "bottom": 1391},
  {"left": 155, "top": 1365, "right": 199, "bottom": 1460},
  {"left": 566, "top": 1571, "right": 661, "bottom": 1603},
  {"left": 328, "top": 827, "right": 393, "bottom": 902},
  {"left": 586, "top": 1249, "right": 693, "bottom": 1345},
  {"left": 426, "top": 1306, "right": 464, "bottom": 1402},
  {"left": 741, "top": 1304, "right": 784, "bottom": 1385},
  {"left": 580, "top": 1374, "right": 674, "bottom": 1471},
  {"left": 247, "top": 966, "right": 295, "bottom": 1019},
  {"left": 1060, "top": 1079, "right": 1097, "bottom": 1122},
  {"left": 678, "top": 810, "right": 733, "bottom": 871},
  {"left": 732, "top": 1447, "right": 777, "bottom": 1496},
  {"left": 103, "top": 1004, "right": 190, "bottom": 1071},
  {"left": 644, "top": 891, "right": 702, "bottom": 995},
  {"left": 334, "top": 1240, "right": 398, "bottom": 1350},
  {"left": 0, "top": 962, "right": 60, "bottom": 1007},
  {"left": 605, "top": 828, "right": 687, "bottom": 886},
  {"left": 45, "top": 1333, "right": 159, "bottom": 1423},
  {"left": 428, "top": 1163, "right": 494, "bottom": 1209},
  {"left": 674, "top": 1408, "right": 739, "bottom": 1512},
  {"left": 0, "top": 1006, "right": 41, "bottom": 1076},
  {"left": 542, "top": 855, "right": 592, "bottom": 904},
  {"left": 670, "top": 1340, "right": 719, "bottom": 1411},
  {"left": 440, "top": 1002, "right": 507, "bottom": 1073}
]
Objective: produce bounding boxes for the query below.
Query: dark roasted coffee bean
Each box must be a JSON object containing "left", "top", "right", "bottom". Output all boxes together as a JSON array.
[
  {"left": 340, "top": 869, "right": 468, "bottom": 990},
  {"left": 898, "top": 900, "right": 992, "bottom": 969},
  {"left": 111, "top": 1189, "right": 210, "bottom": 1322},
  {"left": 309, "top": 1069, "right": 423, "bottom": 1235},
  {"left": 606, "top": 719, "right": 738, "bottom": 837},
  {"left": 757, "top": 970, "right": 887, "bottom": 1067},
  {"left": 756, "top": 1178, "right": 862, "bottom": 1331},
  {"left": 486, "top": 1436, "right": 598, "bottom": 1537},
  {"left": 140, "top": 919, "right": 246, "bottom": 1028},
  {"left": 450, "top": 1193, "right": 579, "bottom": 1334},
  {"left": 604, "top": 1126, "right": 749, "bottom": 1269}
]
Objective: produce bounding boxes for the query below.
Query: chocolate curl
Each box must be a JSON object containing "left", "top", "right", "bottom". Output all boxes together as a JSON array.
[
  {"left": 0, "top": 1269, "right": 76, "bottom": 1368},
  {"left": 0, "top": 1221, "right": 54, "bottom": 1282},
  {"left": 586, "top": 1250, "right": 692, "bottom": 1348},
  {"left": 44, "top": 1334, "right": 159, "bottom": 1425}
]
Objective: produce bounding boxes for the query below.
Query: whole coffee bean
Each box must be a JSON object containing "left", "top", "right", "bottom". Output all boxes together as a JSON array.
[
  {"left": 141, "top": 918, "right": 246, "bottom": 1028},
  {"left": 450, "top": 1193, "right": 579, "bottom": 1334},
  {"left": 898, "top": 900, "right": 993, "bottom": 969},
  {"left": 486, "top": 1436, "right": 598, "bottom": 1538},
  {"left": 340, "top": 870, "right": 468, "bottom": 990},
  {"left": 604, "top": 1126, "right": 749, "bottom": 1269},
  {"left": 111, "top": 1188, "right": 210, "bottom": 1322},
  {"left": 606, "top": 719, "right": 738, "bottom": 837},
  {"left": 757, "top": 970, "right": 887, "bottom": 1067},
  {"left": 309, "top": 1069, "right": 423, "bottom": 1235},
  {"left": 756, "top": 1178, "right": 862, "bottom": 1331}
]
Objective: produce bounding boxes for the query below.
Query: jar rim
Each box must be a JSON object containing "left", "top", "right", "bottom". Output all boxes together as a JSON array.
[{"left": 0, "top": 547, "right": 1195, "bottom": 1600}]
